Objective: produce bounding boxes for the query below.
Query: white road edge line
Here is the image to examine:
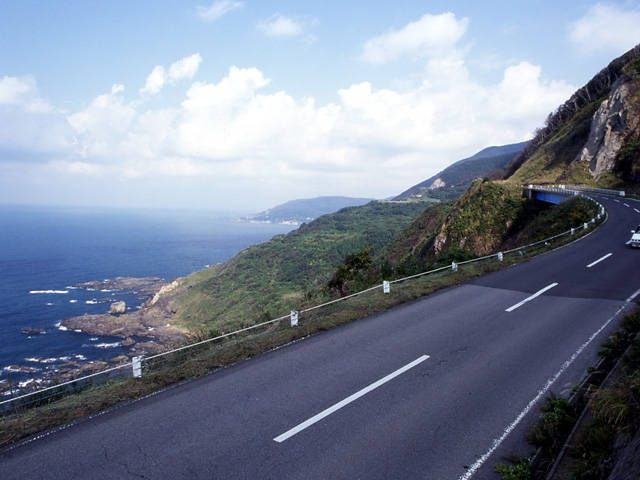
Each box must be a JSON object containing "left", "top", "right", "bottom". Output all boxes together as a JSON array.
[
  {"left": 505, "top": 283, "right": 558, "bottom": 312},
  {"left": 458, "top": 288, "right": 640, "bottom": 480},
  {"left": 586, "top": 253, "right": 613, "bottom": 268},
  {"left": 273, "top": 354, "right": 430, "bottom": 443}
]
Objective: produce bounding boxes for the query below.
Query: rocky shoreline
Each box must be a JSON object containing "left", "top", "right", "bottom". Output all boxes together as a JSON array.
[{"left": 1, "top": 276, "right": 187, "bottom": 399}]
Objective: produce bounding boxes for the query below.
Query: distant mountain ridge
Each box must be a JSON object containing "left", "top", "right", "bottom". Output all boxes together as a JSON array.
[
  {"left": 245, "top": 196, "right": 374, "bottom": 225},
  {"left": 395, "top": 141, "right": 528, "bottom": 201}
]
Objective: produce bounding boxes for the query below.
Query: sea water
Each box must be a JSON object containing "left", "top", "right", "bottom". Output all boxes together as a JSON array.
[{"left": 0, "top": 205, "right": 295, "bottom": 384}]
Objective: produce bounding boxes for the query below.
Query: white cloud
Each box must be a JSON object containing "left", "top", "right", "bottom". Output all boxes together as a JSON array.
[
  {"left": 0, "top": 76, "right": 74, "bottom": 160},
  {"left": 258, "top": 14, "right": 306, "bottom": 37},
  {"left": 168, "top": 53, "right": 202, "bottom": 82},
  {"left": 1, "top": 15, "right": 577, "bottom": 208},
  {"left": 569, "top": 3, "right": 640, "bottom": 55},
  {"left": 141, "top": 65, "right": 166, "bottom": 96},
  {"left": 362, "top": 12, "right": 469, "bottom": 64},
  {"left": 0, "top": 76, "right": 34, "bottom": 104},
  {"left": 196, "top": 0, "right": 243, "bottom": 22},
  {"left": 140, "top": 54, "right": 202, "bottom": 96}
]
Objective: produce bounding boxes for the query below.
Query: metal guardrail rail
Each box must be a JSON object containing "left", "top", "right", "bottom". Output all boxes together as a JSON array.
[{"left": 0, "top": 186, "right": 607, "bottom": 414}]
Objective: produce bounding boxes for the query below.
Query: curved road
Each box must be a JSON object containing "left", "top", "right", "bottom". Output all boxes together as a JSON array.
[{"left": 1, "top": 195, "right": 639, "bottom": 479}]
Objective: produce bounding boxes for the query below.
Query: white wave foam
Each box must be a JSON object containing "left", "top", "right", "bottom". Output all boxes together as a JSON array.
[
  {"left": 18, "top": 379, "right": 35, "bottom": 388},
  {"left": 29, "top": 290, "right": 68, "bottom": 294},
  {"left": 100, "top": 289, "right": 112, "bottom": 292},
  {"left": 45, "top": 302, "right": 53, "bottom": 306},
  {"left": 93, "top": 342, "right": 121, "bottom": 349},
  {"left": 58, "top": 324, "right": 68, "bottom": 331},
  {"left": 85, "top": 300, "right": 98, "bottom": 305},
  {"left": 69, "top": 299, "right": 78, "bottom": 304},
  {"left": 89, "top": 337, "right": 99, "bottom": 341}
]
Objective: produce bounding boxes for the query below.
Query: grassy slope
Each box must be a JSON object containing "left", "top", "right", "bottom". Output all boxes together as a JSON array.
[
  {"left": 173, "top": 201, "right": 427, "bottom": 332},
  {"left": 383, "top": 180, "right": 598, "bottom": 276}
]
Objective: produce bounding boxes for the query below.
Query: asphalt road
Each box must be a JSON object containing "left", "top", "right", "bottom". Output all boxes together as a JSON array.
[{"left": 1, "top": 195, "right": 639, "bottom": 479}]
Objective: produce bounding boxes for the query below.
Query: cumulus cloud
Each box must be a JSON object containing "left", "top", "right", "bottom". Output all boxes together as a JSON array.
[
  {"left": 0, "top": 76, "right": 75, "bottom": 161},
  {"left": 1, "top": 13, "right": 577, "bottom": 207},
  {"left": 569, "top": 3, "right": 640, "bottom": 55},
  {"left": 196, "top": 0, "right": 243, "bottom": 22},
  {"left": 168, "top": 53, "right": 202, "bottom": 82},
  {"left": 257, "top": 14, "right": 307, "bottom": 37},
  {"left": 140, "top": 53, "right": 202, "bottom": 96},
  {"left": 141, "top": 65, "right": 166, "bottom": 96},
  {"left": 362, "top": 12, "right": 469, "bottom": 64}
]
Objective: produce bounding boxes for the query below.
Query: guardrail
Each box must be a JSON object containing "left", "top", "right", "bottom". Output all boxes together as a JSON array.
[
  {"left": 0, "top": 187, "right": 607, "bottom": 415},
  {"left": 528, "top": 184, "right": 625, "bottom": 197}
]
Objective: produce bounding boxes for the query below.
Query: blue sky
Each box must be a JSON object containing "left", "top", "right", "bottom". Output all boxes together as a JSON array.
[{"left": 1, "top": 1, "right": 638, "bottom": 211}]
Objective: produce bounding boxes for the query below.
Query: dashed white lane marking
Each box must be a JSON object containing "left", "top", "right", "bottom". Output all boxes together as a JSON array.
[
  {"left": 505, "top": 283, "right": 558, "bottom": 312},
  {"left": 634, "top": 208, "right": 640, "bottom": 214},
  {"left": 614, "top": 199, "right": 620, "bottom": 203},
  {"left": 624, "top": 203, "right": 630, "bottom": 207},
  {"left": 458, "top": 288, "right": 640, "bottom": 480},
  {"left": 274, "top": 355, "right": 430, "bottom": 443},
  {"left": 587, "top": 253, "right": 613, "bottom": 268}
]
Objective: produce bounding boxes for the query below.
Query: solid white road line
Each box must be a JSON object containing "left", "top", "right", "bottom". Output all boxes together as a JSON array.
[
  {"left": 458, "top": 296, "right": 637, "bottom": 480},
  {"left": 273, "top": 355, "right": 430, "bottom": 443},
  {"left": 586, "top": 253, "right": 613, "bottom": 268},
  {"left": 505, "top": 283, "right": 558, "bottom": 312}
]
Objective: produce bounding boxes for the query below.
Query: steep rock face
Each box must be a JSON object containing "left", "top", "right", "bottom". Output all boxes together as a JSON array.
[
  {"left": 508, "top": 44, "right": 640, "bottom": 186},
  {"left": 578, "top": 78, "right": 640, "bottom": 178}
]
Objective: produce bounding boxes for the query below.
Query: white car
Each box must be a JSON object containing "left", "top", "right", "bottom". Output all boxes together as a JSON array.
[{"left": 629, "top": 226, "right": 640, "bottom": 248}]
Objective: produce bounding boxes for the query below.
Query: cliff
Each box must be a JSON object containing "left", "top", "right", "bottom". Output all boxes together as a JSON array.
[{"left": 507, "top": 44, "right": 640, "bottom": 189}]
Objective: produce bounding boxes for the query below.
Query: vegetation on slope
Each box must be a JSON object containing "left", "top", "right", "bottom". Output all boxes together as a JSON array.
[
  {"left": 378, "top": 180, "right": 598, "bottom": 279},
  {"left": 172, "top": 201, "right": 426, "bottom": 332},
  {"left": 246, "top": 196, "right": 374, "bottom": 224},
  {"left": 395, "top": 142, "right": 527, "bottom": 201}
]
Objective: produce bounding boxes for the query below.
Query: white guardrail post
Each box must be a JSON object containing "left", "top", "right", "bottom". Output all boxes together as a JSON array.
[
  {"left": 451, "top": 261, "right": 458, "bottom": 272},
  {"left": 132, "top": 356, "right": 142, "bottom": 378},
  {"left": 290, "top": 310, "right": 299, "bottom": 327},
  {"left": 497, "top": 252, "right": 504, "bottom": 262},
  {"left": 383, "top": 280, "right": 390, "bottom": 294}
]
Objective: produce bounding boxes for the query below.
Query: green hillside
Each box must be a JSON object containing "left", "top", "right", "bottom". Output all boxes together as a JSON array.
[
  {"left": 395, "top": 142, "right": 527, "bottom": 201},
  {"left": 173, "top": 201, "right": 427, "bottom": 332}
]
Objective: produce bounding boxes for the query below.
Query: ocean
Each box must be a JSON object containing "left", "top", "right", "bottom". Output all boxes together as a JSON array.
[{"left": 0, "top": 205, "right": 295, "bottom": 388}]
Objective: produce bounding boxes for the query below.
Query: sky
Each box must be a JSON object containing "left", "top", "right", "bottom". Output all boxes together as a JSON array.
[{"left": 1, "top": 1, "right": 639, "bottom": 212}]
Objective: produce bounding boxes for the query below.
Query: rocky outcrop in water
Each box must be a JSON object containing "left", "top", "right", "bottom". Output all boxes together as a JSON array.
[{"left": 109, "top": 301, "right": 126, "bottom": 315}]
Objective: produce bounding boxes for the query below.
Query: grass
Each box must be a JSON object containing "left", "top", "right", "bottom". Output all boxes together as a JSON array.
[
  {"left": 495, "top": 457, "right": 534, "bottom": 480},
  {"left": 527, "top": 395, "right": 576, "bottom": 455}
]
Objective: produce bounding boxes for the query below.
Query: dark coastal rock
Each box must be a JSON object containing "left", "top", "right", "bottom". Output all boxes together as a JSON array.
[
  {"left": 61, "top": 310, "right": 183, "bottom": 342},
  {"left": 72, "top": 277, "right": 166, "bottom": 297},
  {"left": 110, "top": 355, "right": 130, "bottom": 365},
  {"left": 4, "top": 364, "right": 39, "bottom": 374},
  {"left": 121, "top": 337, "right": 135, "bottom": 347},
  {"left": 20, "top": 326, "right": 46, "bottom": 335},
  {"left": 130, "top": 340, "right": 167, "bottom": 356},
  {"left": 109, "top": 301, "right": 126, "bottom": 315}
]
